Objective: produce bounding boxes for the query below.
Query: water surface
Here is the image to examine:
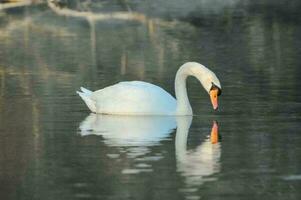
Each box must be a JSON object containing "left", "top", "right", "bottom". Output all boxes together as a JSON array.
[{"left": 0, "top": 1, "right": 301, "bottom": 200}]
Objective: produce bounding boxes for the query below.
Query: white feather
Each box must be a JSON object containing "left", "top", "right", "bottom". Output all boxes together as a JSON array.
[{"left": 76, "top": 88, "right": 96, "bottom": 113}]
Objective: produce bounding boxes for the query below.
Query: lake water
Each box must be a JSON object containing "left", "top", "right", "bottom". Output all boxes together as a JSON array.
[{"left": 0, "top": 1, "right": 301, "bottom": 200}]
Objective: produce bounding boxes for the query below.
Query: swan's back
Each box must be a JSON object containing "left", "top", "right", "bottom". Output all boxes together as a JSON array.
[{"left": 89, "top": 81, "right": 176, "bottom": 115}]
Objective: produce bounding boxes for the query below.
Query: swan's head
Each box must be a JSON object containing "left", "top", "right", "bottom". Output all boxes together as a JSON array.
[
  {"left": 184, "top": 62, "right": 222, "bottom": 110},
  {"left": 208, "top": 81, "right": 221, "bottom": 111},
  {"left": 203, "top": 70, "right": 221, "bottom": 111}
]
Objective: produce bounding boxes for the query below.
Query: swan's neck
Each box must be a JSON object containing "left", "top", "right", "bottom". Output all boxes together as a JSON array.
[
  {"left": 175, "top": 69, "right": 192, "bottom": 115},
  {"left": 175, "top": 62, "right": 211, "bottom": 115}
]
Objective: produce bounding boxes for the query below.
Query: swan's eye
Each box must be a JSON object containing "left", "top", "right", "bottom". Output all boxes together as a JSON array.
[{"left": 210, "top": 83, "right": 221, "bottom": 96}]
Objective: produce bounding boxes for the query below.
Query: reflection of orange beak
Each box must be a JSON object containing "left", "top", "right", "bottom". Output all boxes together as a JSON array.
[
  {"left": 210, "top": 121, "right": 219, "bottom": 144},
  {"left": 209, "top": 88, "right": 219, "bottom": 111}
]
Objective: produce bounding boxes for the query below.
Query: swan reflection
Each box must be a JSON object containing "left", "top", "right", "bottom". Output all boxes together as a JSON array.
[
  {"left": 176, "top": 119, "right": 221, "bottom": 196},
  {"left": 78, "top": 114, "right": 221, "bottom": 192},
  {"left": 79, "top": 114, "right": 177, "bottom": 146}
]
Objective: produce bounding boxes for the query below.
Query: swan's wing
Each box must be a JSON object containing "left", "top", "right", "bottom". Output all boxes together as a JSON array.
[{"left": 91, "top": 81, "right": 177, "bottom": 115}]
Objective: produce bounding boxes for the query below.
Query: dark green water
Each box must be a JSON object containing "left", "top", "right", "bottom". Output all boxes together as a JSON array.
[{"left": 0, "top": 1, "right": 300, "bottom": 200}]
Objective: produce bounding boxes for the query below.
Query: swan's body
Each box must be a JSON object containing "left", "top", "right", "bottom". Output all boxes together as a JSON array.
[
  {"left": 78, "top": 81, "right": 177, "bottom": 115},
  {"left": 77, "top": 62, "right": 221, "bottom": 115}
]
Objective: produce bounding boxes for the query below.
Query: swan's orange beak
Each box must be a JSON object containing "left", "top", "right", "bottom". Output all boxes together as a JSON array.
[
  {"left": 210, "top": 121, "right": 219, "bottom": 144},
  {"left": 209, "top": 88, "right": 219, "bottom": 111}
]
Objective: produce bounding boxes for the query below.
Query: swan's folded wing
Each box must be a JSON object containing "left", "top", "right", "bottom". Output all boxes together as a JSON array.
[{"left": 91, "top": 81, "right": 177, "bottom": 115}]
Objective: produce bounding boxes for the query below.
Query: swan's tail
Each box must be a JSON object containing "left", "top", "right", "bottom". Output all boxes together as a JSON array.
[{"left": 76, "top": 87, "right": 96, "bottom": 113}]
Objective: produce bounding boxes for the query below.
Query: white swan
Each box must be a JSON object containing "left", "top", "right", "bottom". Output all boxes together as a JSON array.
[{"left": 77, "top": 62, "right": 222, "bottom": 115}]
